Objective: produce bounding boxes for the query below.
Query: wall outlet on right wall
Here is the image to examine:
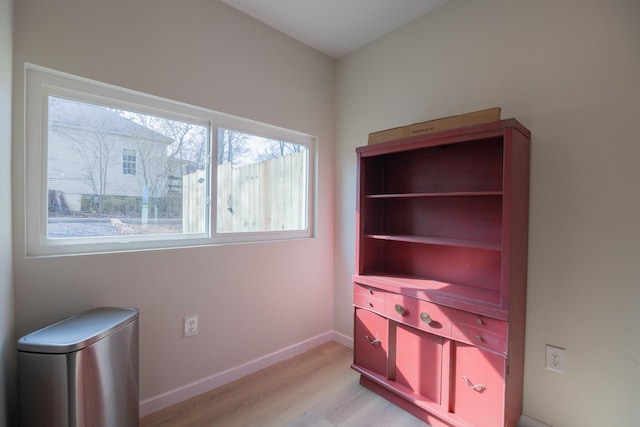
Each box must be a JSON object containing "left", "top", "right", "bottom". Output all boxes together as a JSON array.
[
  {"left": 545, "top": 344, "right": 566, "bottom": 373},
  {"left": 184, "top": 315, "right": 198, "bottom": 337}
]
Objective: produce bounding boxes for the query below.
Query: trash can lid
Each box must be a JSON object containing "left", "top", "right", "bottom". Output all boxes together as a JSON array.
[{"left": 17, "top": 307, "right": 139, "bottom": 354}]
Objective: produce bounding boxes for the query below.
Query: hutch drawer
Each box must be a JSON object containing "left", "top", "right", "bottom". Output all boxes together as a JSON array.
[
  {"left": 353, "top": 283, "right": 387, "bottom": 300},
  {"left": 451, "top": 310, "right": 508, "bottom": 335},
  {"left": 385, "top": 292, "right": 452, "bottom": 337},
  {"left": 353, "top": 284, "right": 386, "bottom": 313},
  {"left": 452, "top": 323, "right": 507, "bottom": 355}
]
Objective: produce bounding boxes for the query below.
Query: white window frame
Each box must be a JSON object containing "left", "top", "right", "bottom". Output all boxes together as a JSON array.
[
  {"left": 122, "top": 148, "right": 137, "bottom": 176},
  {"left": 25, "top": 64, "right": 316, "bottom": 257}
]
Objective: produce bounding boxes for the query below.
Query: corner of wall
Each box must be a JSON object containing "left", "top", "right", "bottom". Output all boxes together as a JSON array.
[{"left": 0, "top": 0, "right": 15, "bottom": 426}]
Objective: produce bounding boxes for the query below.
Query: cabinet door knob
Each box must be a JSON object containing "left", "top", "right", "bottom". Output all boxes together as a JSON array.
[
  {"left": 394, "top": 304, "right": 406, "bottom": 316},
  {"left": 475, "top": 317, "right": 483, "bottom": 324},
  {"left": 364, "top": 335, "right": 381, "bottom": 345},
  {"left": 462, "top": 376, "right": 486, "bottom": 392},
  {"left": 475, "top": 335, "right": 484, "bottom": 342},
  {"left": 420, "top": 312, "right": 432, "bottom": 324}
]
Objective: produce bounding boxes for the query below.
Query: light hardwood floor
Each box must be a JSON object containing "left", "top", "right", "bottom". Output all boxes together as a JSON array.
[{"left": 140, "top": 341, "right": 428, "bottom": 427}]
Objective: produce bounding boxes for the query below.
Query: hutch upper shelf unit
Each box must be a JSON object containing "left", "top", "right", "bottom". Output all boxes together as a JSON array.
[{"left": 352, "top": 119, "right": 530, "bottom": 427}]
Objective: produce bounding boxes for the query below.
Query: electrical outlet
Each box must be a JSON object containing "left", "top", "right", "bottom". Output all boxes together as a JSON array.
[
  {"left": 184, "top": 315, "right": 198, "bottom": 337},
  {"left": 545, "top": 345, "right": 565, "bottom": 373}
]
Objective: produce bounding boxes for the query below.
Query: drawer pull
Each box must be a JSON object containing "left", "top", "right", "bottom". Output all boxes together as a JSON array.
[
  {"left": 394, "top": 304, "right": 406, "bottom": 316},
  {"left": 420, "top": 312, "right": 432, "bottom": 324},
  {"left": 369, "top": 288, "right": 374, "bottom": 295},
  {"left": 364, "top": 335, "right": 381, "bottom": 345},
  {"left": 475, "top": 318, "right": 484, "bottom": 324},
  {"left": 475, "top": 335, "right": 484, "bottom": 342},
  {"left": 462, "top": 376, "right": 486, "bottom": 392}
]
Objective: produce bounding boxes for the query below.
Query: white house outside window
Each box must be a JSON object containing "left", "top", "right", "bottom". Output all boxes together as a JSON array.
[{"left": 25, "top": 65, "right": 316, "bottom": 257}]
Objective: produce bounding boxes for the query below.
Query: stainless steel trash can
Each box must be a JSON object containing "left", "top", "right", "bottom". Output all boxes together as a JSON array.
[{"left": 17, "top": 307, "right": 139, "bottom": 427}]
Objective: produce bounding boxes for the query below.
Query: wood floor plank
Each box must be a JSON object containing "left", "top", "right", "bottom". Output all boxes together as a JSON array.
[{"left": 140, "top": 341, "right": 429, "bottom": 427}]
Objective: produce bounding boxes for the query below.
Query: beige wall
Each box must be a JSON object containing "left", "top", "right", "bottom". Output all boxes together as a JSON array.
[
  {"left": 0, "top": 0, "right": 13, "bottom": 425},
  {"left": 12, "top": 0, "right": 335, "bottom": 404},
  {"left": 9, "top": 0, "right": 640, "bottom": 424},
  {"left": 335, "top": 0, "right": 640, "bottom": 425}
]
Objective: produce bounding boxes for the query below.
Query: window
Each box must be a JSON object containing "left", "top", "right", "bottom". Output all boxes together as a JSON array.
[
  {"left": 216, "top": 128, "right": 309, "bottom": 235},
  {"left": 122, "top": 148, "right": 137, "bottom": 175},
  {"left": 25, "top": 65, "right": 315, "bottom": 256}
]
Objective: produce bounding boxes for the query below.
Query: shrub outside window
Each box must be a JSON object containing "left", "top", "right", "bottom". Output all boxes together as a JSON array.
[{"left": 25, "top": 65, "right": 315, "bottom": 256}]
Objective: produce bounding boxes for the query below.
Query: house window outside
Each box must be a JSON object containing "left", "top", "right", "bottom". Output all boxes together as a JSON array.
[
  {"left": 25, "top": 65, "right": 316, "bottom": 256},
  {"left": 122, "top": 149, "right": 137, "bottom": 176}
]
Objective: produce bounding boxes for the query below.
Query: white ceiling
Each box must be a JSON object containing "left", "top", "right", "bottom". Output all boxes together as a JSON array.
[{"left": 221, "top": 0, "right": 449, "bottom": 58}]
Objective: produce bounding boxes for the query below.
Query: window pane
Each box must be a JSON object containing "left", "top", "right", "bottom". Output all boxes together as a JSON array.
[
  {"left": 122, "top": 148, "right": 137, "bottom": 175},
  {"left": 216, "top": 128, "right": 308, "bottom": 233},
  {"left": 47, "top": 96, "right": 209, "bottom": 239}
]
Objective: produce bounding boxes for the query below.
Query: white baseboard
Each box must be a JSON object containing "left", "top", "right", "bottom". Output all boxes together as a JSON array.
[
  {"left": 139, "top": 330, "right": 351, "bottom": 417},
  {"left": 141, "top": 335, "right": 550, "bottom": 426},
  {"left": 331, "top": 329, "right": 353, "bottom": 348},
  {"left": 519, "top": 414, "right": 551, "bottom": 427}
]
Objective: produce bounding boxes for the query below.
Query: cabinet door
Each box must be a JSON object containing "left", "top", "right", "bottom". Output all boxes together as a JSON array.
[
  {"left": 395, "top": 323, "right": 442, "bottom": 403},
  {"left": 452, "top": 343, "right": 506, "bottom": 427},
  {"left": 354, "top": 308, "right": 388, "bottom": 376}
]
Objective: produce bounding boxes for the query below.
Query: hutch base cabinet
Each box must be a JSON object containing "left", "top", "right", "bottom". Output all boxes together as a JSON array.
[{"left": 352, "top": 119, "right": 530, "bottom": 427}]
